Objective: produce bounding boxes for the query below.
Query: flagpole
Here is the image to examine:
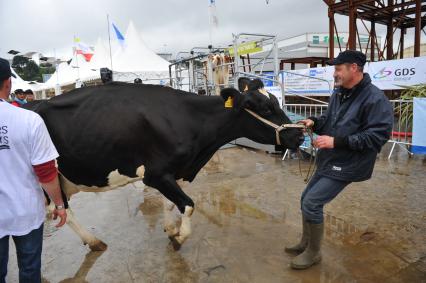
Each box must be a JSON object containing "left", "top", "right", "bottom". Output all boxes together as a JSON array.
[
  {"left": 208, "top": 2, "right": 213, "bottom": 46},
  {"left": 107, "top": 14, "right": 113, "bottom": 72},
  {"left": 54, "top": 48, "right": 59, "bottom": 85},
  {"left": 73, "top": 35, "right": 80, "bottom": 81}
]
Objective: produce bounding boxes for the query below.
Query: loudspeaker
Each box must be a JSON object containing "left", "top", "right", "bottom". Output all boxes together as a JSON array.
[{"left": 100, "top": 68, "right": 113, "bottom": 84}]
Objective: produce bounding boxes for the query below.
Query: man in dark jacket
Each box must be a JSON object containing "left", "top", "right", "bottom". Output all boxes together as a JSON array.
[{"left": 285, "top": 50, "right": 393, "bottom": 270}]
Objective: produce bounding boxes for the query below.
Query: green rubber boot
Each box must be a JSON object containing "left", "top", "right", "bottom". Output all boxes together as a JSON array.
[
  {"left": 290, "top": 222, "right": 323, "bottom": 270},
  {"left": 285, "top": 216, "right": 309, "bottom": 255}
]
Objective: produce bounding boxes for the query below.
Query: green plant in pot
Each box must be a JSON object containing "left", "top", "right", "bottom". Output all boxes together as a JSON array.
[{"left": 395, "top": 84, "right": 426, "bottom": 130}]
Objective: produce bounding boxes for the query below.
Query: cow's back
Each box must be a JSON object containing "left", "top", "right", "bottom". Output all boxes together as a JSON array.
[{"left": 28, "top": 83, "right": 220, "bottom": 186}]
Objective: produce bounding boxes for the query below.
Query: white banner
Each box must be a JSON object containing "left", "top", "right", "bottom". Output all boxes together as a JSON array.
[
  {"left": 281, "top": 56, "right": 426, "bottom": 95},
  {"left": 281, "top": 66, "right": 334, "bottom": 96},
  {"left": 367, "top": 57, "right": 426, "bottom": 90},
  {"left": 412, "top": 98, "right": 426, "bottom": 155}
]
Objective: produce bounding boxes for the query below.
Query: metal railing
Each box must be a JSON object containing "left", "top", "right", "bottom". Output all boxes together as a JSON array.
[
  {"left": 388, "top": 99, "right": 414, "bottom": 159},
  {"left": 169, "top": 33, "right": 279, "bottom": 95},
  {"left": 283, "top": 104, "right": 328, "bottom": 121},
  {"left": 232, "top": 33, "right": 278, "bottom": 90}
]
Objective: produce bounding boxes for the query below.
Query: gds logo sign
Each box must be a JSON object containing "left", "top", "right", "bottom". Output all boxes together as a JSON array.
[
  {"left": 373, "top": 67, "right": 392, "bottom": 79},
  {"left": 394, "top": 68, "right": 415, "bottom": 76},
  {"left": 373, "top": 67, "right": 416, "bottom": 79}
]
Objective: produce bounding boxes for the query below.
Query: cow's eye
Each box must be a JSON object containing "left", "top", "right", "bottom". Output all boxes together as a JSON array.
[{"left": 262, "top": 109, "right": 272, "bottom": 116}]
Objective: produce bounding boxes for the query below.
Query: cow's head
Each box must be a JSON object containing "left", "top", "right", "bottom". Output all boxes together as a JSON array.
[{"left": 220, "top": 85, "right": 304, "bottom": 150}]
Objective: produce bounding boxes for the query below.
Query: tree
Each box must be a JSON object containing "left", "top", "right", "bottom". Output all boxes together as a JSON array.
[
  {"left": 22, "top": 60, "right": 42, "bottom": 82},
  {"left": 12, "top": 55, "right": 28, "bottom": 74},
  {"left": 11, "top": 55, "right": 50, "bottom": 82}
]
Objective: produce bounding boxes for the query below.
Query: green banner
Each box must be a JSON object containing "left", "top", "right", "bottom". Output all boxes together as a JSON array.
[{"left": 228, "top": 41, "right": 263, "bottom": 56}]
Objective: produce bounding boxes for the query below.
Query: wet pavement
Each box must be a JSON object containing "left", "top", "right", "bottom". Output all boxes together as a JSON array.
[{"left": 6, "top": 145, "right": 426, "bottom": 283}]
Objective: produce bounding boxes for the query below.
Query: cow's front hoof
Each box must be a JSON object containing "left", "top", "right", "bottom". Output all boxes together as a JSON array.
[
  {"left": 89, "top": 240, "right": 108, "bottom": 251},
  {"left": 170, "top": 237, "right": 182, "bottom": 251},
  {"left": 168, "top": 235, "right": 182, "bottom": 251}
]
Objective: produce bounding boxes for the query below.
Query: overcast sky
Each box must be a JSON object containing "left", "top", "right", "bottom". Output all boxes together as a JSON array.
[{"left": 0, "top": 0, "right": 424, "bottom": 59}]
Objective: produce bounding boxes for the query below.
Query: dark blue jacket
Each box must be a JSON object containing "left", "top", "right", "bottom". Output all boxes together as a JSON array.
[{"left": 310, "top": 73, "right": 393, "bottom": 182}]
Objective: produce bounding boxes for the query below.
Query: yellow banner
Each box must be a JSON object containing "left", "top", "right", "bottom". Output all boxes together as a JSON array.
[{"left": 228, "top": 41, "right": 262, "bottom": 56}]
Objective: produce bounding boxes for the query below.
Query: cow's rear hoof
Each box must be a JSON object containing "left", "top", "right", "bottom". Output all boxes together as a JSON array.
[
  {"left": 89, "top": 240, "right": 108, "bottom": 251},
  {"left": 168, "top": 236, "right": 182, "bottom": 251}
]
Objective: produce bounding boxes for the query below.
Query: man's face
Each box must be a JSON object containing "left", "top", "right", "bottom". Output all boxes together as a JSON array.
[
  {"left": 333, "top": 63, "right": 357, "bottom": 88},
  {"left": 26, "top": 94, "right": 34, "bottom": 102},
  {"left": 16, "top": 92, "right": 26, "bottom": 101}
]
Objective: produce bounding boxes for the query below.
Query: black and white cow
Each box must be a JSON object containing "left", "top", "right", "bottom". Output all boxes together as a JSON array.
[{"left": 25, "top": 82, "right": 303, "bottom": 250}]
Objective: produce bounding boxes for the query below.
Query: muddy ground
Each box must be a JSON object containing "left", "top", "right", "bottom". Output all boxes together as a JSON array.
[{"left": 6, "top": 144, "right": 426, "bottom": 283}]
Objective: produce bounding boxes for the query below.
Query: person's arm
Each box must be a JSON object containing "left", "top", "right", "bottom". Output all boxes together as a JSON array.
[
  {"left": 40, "top": 177, "right": 64, "bottom": 208},
  {"left": 33, "top": 160, "right": 67, "bottom": 227},
  {"left": 41, "top": 177, "right": 67, "bottom": 228},
  {"left": 30, "top": 115, "right": 67, "bottom": 227}
]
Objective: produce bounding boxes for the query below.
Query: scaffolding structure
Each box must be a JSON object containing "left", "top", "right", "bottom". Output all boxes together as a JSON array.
[{"left": 324, "top": 0, "right": 426, "bottom": 61}]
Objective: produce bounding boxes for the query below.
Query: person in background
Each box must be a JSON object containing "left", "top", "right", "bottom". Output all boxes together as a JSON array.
[
  {"left": 11, "top": 89, "right": 27, "bottom": 107},
  {"left": 25, "top": 89, "right": 35, "bottom": 102},
  {"left": 0, "top": 57, "right": 67, "bottom": 283}
]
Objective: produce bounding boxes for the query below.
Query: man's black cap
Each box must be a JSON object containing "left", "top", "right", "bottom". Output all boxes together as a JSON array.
[
  {"left": 15, "top": 89, "right": 24, "bottom": 94},
  {"left": 24, "top": 89, "right": 34, "bottom": 94},
  {"left": 0, "top": 57, "right": 16, "bottom": 81},
  {"left": 327, "top": 50, "right": 366, "bottom": 66}
]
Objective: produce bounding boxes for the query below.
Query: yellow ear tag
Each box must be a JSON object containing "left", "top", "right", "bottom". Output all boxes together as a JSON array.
[{"left": 225, "top": 97, "right": 233, "bottom": 108}]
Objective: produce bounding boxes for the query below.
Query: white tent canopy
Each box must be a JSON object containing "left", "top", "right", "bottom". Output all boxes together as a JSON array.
[
  {"left": 112, "top": 21, "right": 170, "bottom": 72},
  {"left": 89, "top": 38, "right": 111, "bottom": 71},
  {"left": 43, "top": 54, "right": 99, "bottom": 89},
  {"left": 111, "top": 21, "right": 170, "bottom": 84},
  {"left": 11, "top": 69, "right": 42, "bottom": 92}
]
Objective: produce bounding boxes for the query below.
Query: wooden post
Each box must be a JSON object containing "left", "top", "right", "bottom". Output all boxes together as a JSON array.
[
  {"left": 348, "top": 0, "right": 357, "bottom": 50},
  {"left": 329, "top": 8, "right": 335, "bottom": 59},
  {"left": 370, "top": 21, "right": 376, "bottom": 61},
  {"left": 279, "top": 60, "right": 284, "bottom": 71},
  {"left": 414, "top": 0, "right": 421, "bottom": 57},
  {"left": 400, "top": 28, "right": 405, "bottom": 59},
  {"left": 386, "top": 0, "right": 394, "bottom": 60}
]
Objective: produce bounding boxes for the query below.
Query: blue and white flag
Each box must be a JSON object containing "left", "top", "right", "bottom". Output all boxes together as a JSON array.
[
  {"left": 412, "top": 97, "right": 426, "bottom": 154},
  {"left": 112, "top": 23, "right": 125, "bottom": 47}
]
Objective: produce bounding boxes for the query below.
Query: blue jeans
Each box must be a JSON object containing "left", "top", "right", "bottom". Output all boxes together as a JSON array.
[
  {"left": 0, "top": 223, "right": 43, "bottom": 283},
  {"left": 301, "top": 174, "right": 351, "bottom": 224}
]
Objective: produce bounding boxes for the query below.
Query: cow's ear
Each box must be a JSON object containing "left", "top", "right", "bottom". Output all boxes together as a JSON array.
[
  {"left": 238, "top": 77, "right": 251, "bottom": 92},
  {"left": 220, "top": 88, "right": 242, "bottom": 109}
]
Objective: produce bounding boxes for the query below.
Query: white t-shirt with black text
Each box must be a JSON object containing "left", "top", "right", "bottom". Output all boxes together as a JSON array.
[{"left": 0, "top": 99, "right": 59, "bottom": 238}]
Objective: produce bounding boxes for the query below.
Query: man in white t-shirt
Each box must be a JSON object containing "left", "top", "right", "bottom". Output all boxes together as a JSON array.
[{"left": 0, "top": 58, "right": 67, "bottom": 283}]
